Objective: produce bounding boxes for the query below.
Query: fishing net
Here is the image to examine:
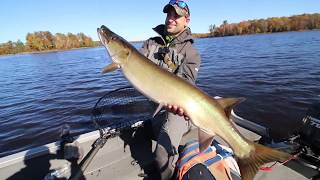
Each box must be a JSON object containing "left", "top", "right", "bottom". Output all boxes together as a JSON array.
[{"left": 91, "top": 86, "right": 156, "bottom": 136}]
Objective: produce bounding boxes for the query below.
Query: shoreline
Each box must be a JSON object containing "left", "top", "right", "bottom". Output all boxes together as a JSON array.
[
  {"left": 193, "top": 29, "right": 320, "bottom": 39},
  {"left": 0, "top": 46, "right": 98, "bottom": 57},
  {"left": 0, "top": 41, "right": 144, "bottom": 57},
  {"left": 1, "top": 29, "right": 319, "bottom": 57}
]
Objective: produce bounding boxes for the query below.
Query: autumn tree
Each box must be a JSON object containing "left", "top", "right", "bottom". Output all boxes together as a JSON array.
[
  {"left": 211, "top": 13, "right": 320, "bottom": 37},
  {"left": 54, "top": 33, "right": 68, "bottom": 49},
  {"left": 66, "top": 33, "right": 80, "bottom": 49}
]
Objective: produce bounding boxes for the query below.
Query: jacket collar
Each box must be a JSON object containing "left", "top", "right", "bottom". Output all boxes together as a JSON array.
[{"left": 152, "top": 24, "right": 194, "bottom": 45}]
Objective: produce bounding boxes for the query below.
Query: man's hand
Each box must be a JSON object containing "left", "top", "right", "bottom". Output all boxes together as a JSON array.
[{"left": 165, "top": 104, "right": 190, "bottom": 120}]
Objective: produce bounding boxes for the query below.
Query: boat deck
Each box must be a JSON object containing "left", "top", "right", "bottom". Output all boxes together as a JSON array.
[{"left": 0, "top": 122, "right": 313, "bottom": 180}]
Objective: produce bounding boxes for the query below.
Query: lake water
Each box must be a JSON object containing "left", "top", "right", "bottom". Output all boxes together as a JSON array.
[{"left": 0, "top": 31, "right": 320, "bottom": 157}]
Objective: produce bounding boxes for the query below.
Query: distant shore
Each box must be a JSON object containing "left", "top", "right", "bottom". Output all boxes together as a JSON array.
[
  {"left": 1, "top": 29, "right": 319, "bottom": 57},
  {"left": 2, "top": 13, "right": 319, "bottom": 56},
  {"left": 0, "top": 41, "right": 145, "bottom": 57},
  {"left": 0, "top": 46, "right": 96, "bottom": 57},
  {"left": 192, "top": 28, "right": 320, "bottom": 39}
]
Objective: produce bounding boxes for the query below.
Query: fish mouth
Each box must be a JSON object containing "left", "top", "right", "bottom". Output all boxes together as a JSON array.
[{"left": 97, "top": 25, "right": 112, "bottom": 46}]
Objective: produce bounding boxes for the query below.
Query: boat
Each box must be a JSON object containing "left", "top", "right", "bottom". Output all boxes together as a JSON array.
[{"left": 0, "top": 87, "right": 319, "bottom": 179}]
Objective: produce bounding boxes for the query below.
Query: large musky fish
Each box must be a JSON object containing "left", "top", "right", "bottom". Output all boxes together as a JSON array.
[{"left": 97, "top": 25, "right": 291, "bottom": 180}]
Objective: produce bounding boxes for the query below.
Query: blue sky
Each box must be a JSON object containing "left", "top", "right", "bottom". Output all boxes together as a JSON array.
[{"left": 1, "top": 0, "right": 319, "bottom": 43}]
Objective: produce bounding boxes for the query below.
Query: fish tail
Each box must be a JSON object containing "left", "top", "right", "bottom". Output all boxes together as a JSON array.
[{"left": 237, "top": 143, "right": 291, "bottom": 180}]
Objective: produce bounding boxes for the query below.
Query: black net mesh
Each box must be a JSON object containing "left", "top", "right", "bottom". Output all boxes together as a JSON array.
[{"left": 91, "top": 86, "right": 156, "bottom": 134}]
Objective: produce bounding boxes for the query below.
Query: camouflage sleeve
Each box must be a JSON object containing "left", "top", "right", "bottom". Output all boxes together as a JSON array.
[
  {"left": 139, "top": 40, "right": 150, "bottom": 57},
  {"left": 177, "top": 46, "right": 201, "bottom": 84}
]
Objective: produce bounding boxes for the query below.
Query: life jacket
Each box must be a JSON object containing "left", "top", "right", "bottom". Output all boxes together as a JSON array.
[{"left": 176, "top": 140, "right": 235, "bottom": 180}]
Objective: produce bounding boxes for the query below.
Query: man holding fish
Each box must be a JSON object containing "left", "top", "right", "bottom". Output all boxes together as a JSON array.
[
  {"left": 139, "top": 0, "right": 201, "bottom": 179},
  {"left": 98, "top": 0, "right": 291, "bottom": 179}
]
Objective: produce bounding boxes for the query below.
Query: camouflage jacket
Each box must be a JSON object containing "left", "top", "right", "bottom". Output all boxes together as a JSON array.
[{"left": 139, "top": 24, "right": 201, "bottom": 84}]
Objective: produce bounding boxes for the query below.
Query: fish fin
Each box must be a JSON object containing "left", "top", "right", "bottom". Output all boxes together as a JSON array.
[
  {"left": 101, "top": 63, "right": 120, "bottom": 74},
  {"left": 216, "top": 97, "right": 246, "bottom": 118},
  {"left": 152, "top": 103, "right": 164, "bottom": 117},
  {"left": 198, "top": 128, "right": 215, "bottom": 152},
  {"left": 237, "top": 143, "right": 291, "bottom": 180}
]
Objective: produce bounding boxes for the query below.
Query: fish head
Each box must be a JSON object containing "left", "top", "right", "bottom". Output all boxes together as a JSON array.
[{"left": 97, "top": 25, "right": 131, "bottom": 64}]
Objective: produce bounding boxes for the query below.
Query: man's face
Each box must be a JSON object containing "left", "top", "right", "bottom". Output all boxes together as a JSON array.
[{"left": 165, "top": 8, "right": 189, "bottom": 36}]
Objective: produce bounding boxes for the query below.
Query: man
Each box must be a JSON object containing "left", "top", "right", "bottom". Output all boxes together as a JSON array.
[{"left": 139, "top": 1, "right": 201, "bottom": 179}]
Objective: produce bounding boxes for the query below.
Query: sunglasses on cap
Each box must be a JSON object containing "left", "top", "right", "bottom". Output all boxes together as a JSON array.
[{"left": 169, "top": 0, "right": 188, "bottom": 10}]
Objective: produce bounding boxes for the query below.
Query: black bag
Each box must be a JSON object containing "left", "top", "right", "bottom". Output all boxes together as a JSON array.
[{"left": 300, "top": 103, "right": 320, "bottom": 154}]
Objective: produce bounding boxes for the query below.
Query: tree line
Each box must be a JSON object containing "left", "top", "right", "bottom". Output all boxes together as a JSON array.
[
  {"left": 2, "top": 13, "right": 320, "bottom": 55},
  {"left": 193, "top": 13, "right": 320, "bottom": 38},
  {"left": 0, "top": 32, "right": 97, "bottom": 55}
]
